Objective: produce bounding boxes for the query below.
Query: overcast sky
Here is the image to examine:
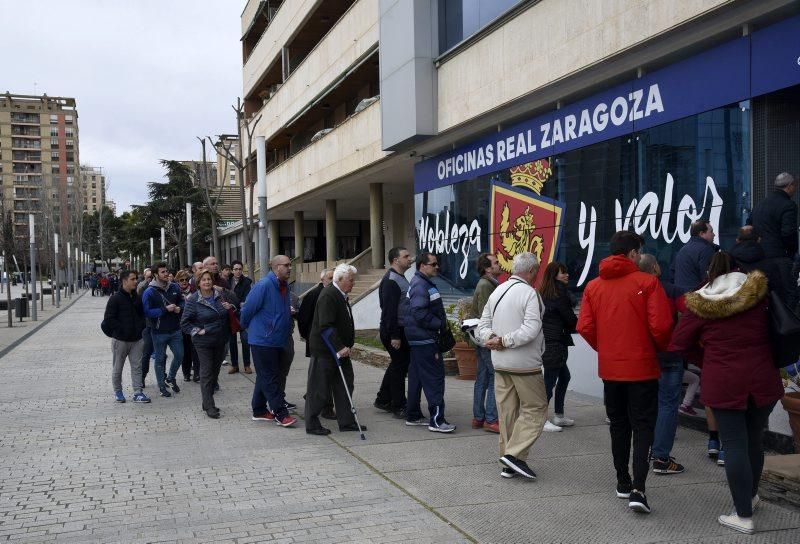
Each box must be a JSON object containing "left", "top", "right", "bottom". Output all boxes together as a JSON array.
[{"left": 1, "top": 0, "right": 244, "bottom": 213}]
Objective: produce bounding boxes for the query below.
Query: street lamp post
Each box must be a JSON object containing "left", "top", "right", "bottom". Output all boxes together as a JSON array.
[
  {"left": 256, "top": 136, "right": 268, "bottom": 277},
  {"left": 54, "top": 233, "right": 60, "bottom": 308},
  {"left": 29, "top": 215, "right": 37, "bottom": 321},
  {"left": 66, "top": 242, "right": 72, "bottom": 299},
  {"left": 160, "top": 227, "right": 165, "bottom": 262},
  {"left": 149, "top": 237, "right": 154, "bottom": 267},
  {"left": 186, "top": 202, "right": 193, "bottom": 266}
]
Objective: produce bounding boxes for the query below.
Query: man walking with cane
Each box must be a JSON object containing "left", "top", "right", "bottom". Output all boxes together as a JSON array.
[{"left": 305, "top": 264, "right": 366, "bottom": 436}]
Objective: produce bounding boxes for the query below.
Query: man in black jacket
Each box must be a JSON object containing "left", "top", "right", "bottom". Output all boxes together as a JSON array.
[
  {"left": 103, "top": 270, "right": 150, "bottom": 403},
  {"left": 749, "top": 172, "right": 798, "bottom": 309},
  {"left": 730, "top": 226, "right": 782, "bottom": 290},
  {"left": 297, "top": 268, "right": 335, "bottom": 418},
  {"left": 227, "top": 260, "right": 253, "bottom": 374},
  {"left": 374, "top": 247, "right": 413, "bottom": 418},
  {"left": 305, "top": 264, "right": 366, "bottom": 435}
]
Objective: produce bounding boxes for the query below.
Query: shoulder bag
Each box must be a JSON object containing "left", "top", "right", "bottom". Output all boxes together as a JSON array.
[{"left": 768, "top": 290, "right": 800, "bottom": 368}]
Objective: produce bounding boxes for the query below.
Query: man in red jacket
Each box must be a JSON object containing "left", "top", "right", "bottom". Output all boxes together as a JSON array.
[{"left": 577, "top": 231, "right": 673, "bottom": 515}]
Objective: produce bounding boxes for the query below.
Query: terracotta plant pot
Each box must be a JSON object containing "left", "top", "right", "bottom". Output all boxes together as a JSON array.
[
  {"left": 442, "top": 357, "right": 459, "bottom": 376},
  {"left": 453, "top": 341, "right": 477, "bottom": 380},
  {"left": 780, "top": 391, "right": 800, "bottom": 453}
]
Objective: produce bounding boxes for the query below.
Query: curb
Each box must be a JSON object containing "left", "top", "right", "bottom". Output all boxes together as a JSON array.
[{"left": 0, "top": 289, "right": 88, "bottom": 360}]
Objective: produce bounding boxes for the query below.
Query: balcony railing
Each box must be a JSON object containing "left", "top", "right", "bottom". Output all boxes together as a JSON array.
[
  {"left": 11, "top": 127, "right": 40, "bottom": 136},
  {"left": 12, "top": 165, "right": 43, "bottom": 174},
  {"left": 11, "top": 139, "right": 41, "bottom": 149},
  {"left": 10, "top": 113, "right": 39, "bottom": 123}
]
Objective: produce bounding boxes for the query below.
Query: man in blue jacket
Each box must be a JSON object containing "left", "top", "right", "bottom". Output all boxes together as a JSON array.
[
  {"left": 240, "top": 255, "right": 296, "bottom": 428},
  {"left": 405, "top": 252, "right": 455, "bottom": 433},
  {"left": 671, "top": 220, "right": 718, "bottom": 293},
  {"left": 142, "top": 262, "right": 184, "bottom": 398}
]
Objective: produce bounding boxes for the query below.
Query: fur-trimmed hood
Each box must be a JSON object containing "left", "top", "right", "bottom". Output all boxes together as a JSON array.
[{"left": 684, "top": 271, "right": 768, "bottom": 320}]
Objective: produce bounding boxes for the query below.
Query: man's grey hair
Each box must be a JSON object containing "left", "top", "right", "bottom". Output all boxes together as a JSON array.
[
  {"left": 775, "top": 172, "right": 796, "bottom": 188},
  {"left": 333, "top": 264, "right": 357, "bottom": 284},
  {"left": 512, "top": 252, "right": 539, "bottom": 274},
  {"left": 202, "top": 256, "right": 216, "bottom": 266},
  {"left": 637, "top": 253, "right": 659, "bottom": 275},
  {"left": 320, "top": 268, "right": 332, "bottom": 280}
]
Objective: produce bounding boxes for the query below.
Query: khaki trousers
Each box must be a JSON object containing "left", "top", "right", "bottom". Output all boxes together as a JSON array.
[{"left": 495, "top": 370, "right": 548, "bottom": 461}]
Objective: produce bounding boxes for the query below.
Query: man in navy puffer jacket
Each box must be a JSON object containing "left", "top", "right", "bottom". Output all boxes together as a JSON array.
[{"left": 405, "top": 252, "right": 455, "bottom": 433}]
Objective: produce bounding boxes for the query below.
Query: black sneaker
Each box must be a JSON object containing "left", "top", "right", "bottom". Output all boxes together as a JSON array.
[
  {"left": 373, "top": 400, "right": 392, "bottom": 412},
  {"left": 183, "top": 375, "right": 191, "bottom": 382},
  {"left": 500, "top": 467, "right": 516, "bottom": 479},
  {"left": 392, "top": 408, "right": 407, "bottom": 419},
  {"left": 285, "top": 402, "right": 297, "bottom": 410},
  {"left": 159, "top": 388, "right": 172, "bottom": 398},
  {"left": 628, "top": 490, "right": 651, "bottom": 513},
  {"left": 164, "top": 377, "right": 180, "bottom": 393},
  {"left": 652, "top": 457, "right": 685, "bottom": 474},
  {"left": 499, "top": 455, "right": 537, "bottom": 479},
  {"left": 616, "top": 482, "right": 632, "bottom": 499},
  {"left": 193, "top": 376, "right": 200, "bottom": 383}
]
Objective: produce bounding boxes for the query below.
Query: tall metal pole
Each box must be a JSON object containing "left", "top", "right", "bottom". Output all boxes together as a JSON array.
[
  {"left": 29, "top": 215, "right": 37, "bottom": 321},
  {"left": 149, "top": 237, "right": 154, "bottom": 267},
  {"left": 66, "top": 242, "right": 72, "bottom": 298},
  {"left": 256, "top": 135, "right": 268, "bottom": 278},
  {"left": 160, "top": 227, "right": 165, "bottom": 261},
  {"left": 186, "top": 202, "right": 193, "bottom": 266},
  {"left": 54, "top": 233, "right": 60, "bottom": 308},
  {"left": 99, "top": 206, "right": 105, "bottom": 267},
  {"left": 4, "top": 251, "right": 11, "bottom": 328}
]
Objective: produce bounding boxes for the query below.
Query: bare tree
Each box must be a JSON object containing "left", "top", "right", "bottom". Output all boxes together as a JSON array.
[
  {"left": 211, "top": 98, "right": 261, "bottom": 273},
  {"left": 193, "top": 137, "right": 226, "bottom": 257}
]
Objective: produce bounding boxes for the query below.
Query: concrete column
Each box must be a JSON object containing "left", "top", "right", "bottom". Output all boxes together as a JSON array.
[
  {"left": 293, "top": 211, "right": 304, "bottom": 263},
  {"left": 325, "top": 199, "right": 337, "bottom": 266},
  {"left": 268, "top": 220, "right": 280, "bottom": 262},
  {"left": 369, "top": 183, "right": 384, "bottom": 269}
]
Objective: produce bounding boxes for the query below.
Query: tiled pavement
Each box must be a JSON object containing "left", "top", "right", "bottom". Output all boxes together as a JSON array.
[{"left": 0, "top": 294, "right": 798, "bottom": 543}]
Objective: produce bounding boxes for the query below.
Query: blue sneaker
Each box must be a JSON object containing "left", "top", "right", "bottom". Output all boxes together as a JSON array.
[
  {"left": 132, "top": 392, "right": 151, "bottom": 403},
  {"left": 114, "top": 391, "right": 126, "bottom": 403},
  {"left": 707, "top": 439, "right": 720, "bottom": 457},
  {"left": 159, "top": 387, "right": 172, "bottom": 398},
  {"left": 717, "top": 449, "right": 725, "bottom": 466}
]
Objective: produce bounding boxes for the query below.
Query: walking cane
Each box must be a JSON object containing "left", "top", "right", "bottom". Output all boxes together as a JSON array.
[{"left": 322, "top": 328, "right": 366, "bottom": 440}]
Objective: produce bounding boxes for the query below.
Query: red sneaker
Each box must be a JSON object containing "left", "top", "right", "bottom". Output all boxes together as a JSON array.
[
  {"left": 275, "top": 414, "right": 297, "bottom": 427},
  {"left": 472, "top": 418, "right": 485, "bottom": 429},
  {"left": 251, "top": 411, "right": 274, "bottom": 422},
  {"left": 483, "top": 421, "right": 500, "bottom": 433}
]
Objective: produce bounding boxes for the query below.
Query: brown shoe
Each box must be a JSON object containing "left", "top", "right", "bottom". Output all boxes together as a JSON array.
[
  {"left": 472, "top": 418, "right": 485, "bottom": 429},
  {"left": 228, "top": 367, "right": 239, "bottom": 374},
  {"left": 483, "top": 421, "right": 500, "bottom": 433},
  {"left": 243, "top": 367, "right": 253, "bottom": 374}
]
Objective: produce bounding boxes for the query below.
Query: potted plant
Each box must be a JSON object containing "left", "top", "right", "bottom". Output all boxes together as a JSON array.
[
  {"left": 448, "top": 299, "right": 477, "bottom": 380},
  {"left": 779, "top": 363, "right": 800, "bottom": 453}
]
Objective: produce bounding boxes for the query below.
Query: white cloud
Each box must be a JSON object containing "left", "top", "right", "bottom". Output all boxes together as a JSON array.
[{"left": 0, "top": 0, "right": 244, "bottom": 213}]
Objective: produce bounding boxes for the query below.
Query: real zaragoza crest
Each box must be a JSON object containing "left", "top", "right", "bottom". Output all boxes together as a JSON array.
[{"left": 491, "top": 159, "right": 565, "bottom": 284}]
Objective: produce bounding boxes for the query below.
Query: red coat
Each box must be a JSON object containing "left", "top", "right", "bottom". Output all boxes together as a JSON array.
[
  {"left": 668, "top": 271, "right": 784, "bottom": 410},
  {"left": 577, "top": 255, "right": 673, "bottom": 381}
]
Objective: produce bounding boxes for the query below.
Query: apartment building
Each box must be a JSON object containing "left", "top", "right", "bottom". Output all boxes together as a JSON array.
[
  {"left": 226, "top": 0, "right": 414, "bottom": 281},
  {"left": 80, "top": 165, "right": 105, "bottom": 214},
  {"left": 0, "top": 93, "right": 79, "bottom": 247}
]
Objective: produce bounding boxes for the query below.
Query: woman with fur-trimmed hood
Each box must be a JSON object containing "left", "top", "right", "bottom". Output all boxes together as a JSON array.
[{"left": 669, "top": 251, "right": 783, "bottom": 535}]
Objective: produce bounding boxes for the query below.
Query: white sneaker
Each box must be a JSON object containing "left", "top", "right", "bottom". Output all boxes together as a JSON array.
[
  {"left": 552, "top": 415, "right": 574, "bottom": 427},
  {"left": 543, "top": 420, "right": 563, "bottom": 432},
  {"left": 718, "top": 513, "right": 754, "bottom": 534},
  {"left": 752, "top": 494, "right": 761, "bottom": 511}
]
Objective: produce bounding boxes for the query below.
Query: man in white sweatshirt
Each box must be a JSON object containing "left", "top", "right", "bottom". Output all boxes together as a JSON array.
[{"left": 476, "top": 252, "right": 548, "bottom": 480}]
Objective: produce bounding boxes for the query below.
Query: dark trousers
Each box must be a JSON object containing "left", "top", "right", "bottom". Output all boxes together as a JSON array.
[
  {"left": 196, "top": 342, "right": 226, "bottom": 412},
  {"left": 305, "top": 355, "right": 356, "bottom": 431},
  {"left": 773, "top": 256, "right": 798, "bottom": 312},
  {"left": 603, "top": 379, "right": 659, "bottom": 492},
  {"left": 181, "top": 333, "right": 199, "bottom": 379},
  {"left": 279, "top": 336, "right": 295, "bottom": 395},
  {"left": 140, "top": 327, "right": 153, "bottom": 381},
  {"left": 408, "top": 343, "right": 446, "bottom": 425},
  {"left": 250, "top": 345, "right": 288, "bottom": 419},
  {"left": 375, "top": 333, "right": 409, "bottom": 410},
  {"left": 715, "top": 398, "right": 777, "bottom": 518},
  {"left": 229, "top": 330, "right": 251, "bottom": 368},
  {"left": 544, "top": 365, "right": 571, "bottom": 415}
]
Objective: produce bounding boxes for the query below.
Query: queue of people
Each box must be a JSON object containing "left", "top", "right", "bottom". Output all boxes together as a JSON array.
[{"left": 101, "top": 172, "right": 796, "bottom": 537}]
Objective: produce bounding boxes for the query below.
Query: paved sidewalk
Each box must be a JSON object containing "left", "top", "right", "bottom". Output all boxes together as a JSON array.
[{"left": 0, "top": 294, "right": 798, "bottom": 543}]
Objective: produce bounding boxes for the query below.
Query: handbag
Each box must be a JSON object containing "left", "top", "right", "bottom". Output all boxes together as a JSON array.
[
  {"left": 768, "top": 290, "right": 800, "bottom": 368},
  {"left": 227, "top": 307, "right": 242, "bottom": 334},
  {"left": 436, "top": 324, "right": 456, "bottom": 353}
]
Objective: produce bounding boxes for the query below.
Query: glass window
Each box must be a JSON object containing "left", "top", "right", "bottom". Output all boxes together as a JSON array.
[
  {"left": 50, "top": 114, "right": 58, "bottom": 124},
  {"left": 50, "top": 137, "right": 58, "bottom": 147},
  {"left": 51, "top": 151, "right": 59, "bottom": 161},
  {"left": 438, "top": 0, "right": 522, "bottom": 54}
]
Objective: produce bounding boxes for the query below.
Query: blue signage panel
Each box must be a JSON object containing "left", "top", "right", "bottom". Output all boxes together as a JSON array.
[{"left": 751, "top": 14, "right": 800, "bottom": 97}]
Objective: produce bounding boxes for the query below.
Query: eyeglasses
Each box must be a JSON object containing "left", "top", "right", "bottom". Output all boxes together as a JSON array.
[{"left": 427, "top": 262, "right": 440, "bottom": 268}]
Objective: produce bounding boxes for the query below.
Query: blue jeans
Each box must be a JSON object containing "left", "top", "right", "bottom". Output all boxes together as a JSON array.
[
  {"left": 651, "top": 363, "right": 682, "bottom": 460},
  {"left": 472, "top": 346, "right": 497, "bottom": 422},
  {"left": 152, "top": 329, "right": 184, "bottom": 389}
]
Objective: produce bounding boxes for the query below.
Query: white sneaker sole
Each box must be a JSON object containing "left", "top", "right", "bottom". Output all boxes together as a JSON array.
[
  {"left": 629, "top": 501, "right": 650, "bottom": 513},
  {"left": 500, "top": 470, "right": 516, "bottom": 479},
  {"left": 251, "top": 416, "right": 275, "bottom": 422},
  {"left": 616, "top": 490, "right": 631, "bottom": 499},
  {"left": 428, "top": 426, "right": 455, "bottom": 433},
  {"left": 405, "top": 420, "right": 428, "bottom": 426},
  {"left": 499, "top": 457, "right": 536, "bottom": 480},
  {"left": 718, "top": 515, "right": 754, "bottom": 534}
]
